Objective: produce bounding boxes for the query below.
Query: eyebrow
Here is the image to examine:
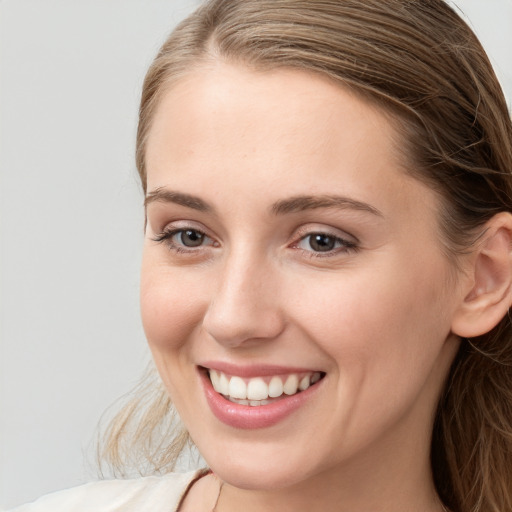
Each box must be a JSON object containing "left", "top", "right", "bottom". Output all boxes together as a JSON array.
[
  {"left": 144, "top": 188, "right": 383, "bottom": 218},
  {"left": 271, "top": 195, "right": 383, "bottom": 217},
  {"left": 144, "top": 188, "right": 212, "bottom": 212}
]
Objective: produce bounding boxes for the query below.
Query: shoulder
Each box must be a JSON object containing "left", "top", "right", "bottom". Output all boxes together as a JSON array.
[{"left": 7, "top": 470, "right": 203, "bottom": 512}]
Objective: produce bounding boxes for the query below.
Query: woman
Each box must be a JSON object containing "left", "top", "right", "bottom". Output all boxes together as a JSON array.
[{"left": 11, "top": 1, "right": 512, "bottom": 511}]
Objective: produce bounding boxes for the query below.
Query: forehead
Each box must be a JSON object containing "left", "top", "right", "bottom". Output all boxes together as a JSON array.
[
  {"left": 148, "top": 62, "right": 397, "bottom": 145},
  {"left": 145, "top": 62, "right": 435, "bottom": 222}
]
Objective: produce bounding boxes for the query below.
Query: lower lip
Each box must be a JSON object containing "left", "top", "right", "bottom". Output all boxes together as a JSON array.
[{"left": 200, "top": 370, "right": 322, "bottom": 429}]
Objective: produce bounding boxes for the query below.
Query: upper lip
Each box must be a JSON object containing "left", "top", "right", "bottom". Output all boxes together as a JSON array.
[{"left": 199, "top": 361, "right": 323, "bottom": 378}]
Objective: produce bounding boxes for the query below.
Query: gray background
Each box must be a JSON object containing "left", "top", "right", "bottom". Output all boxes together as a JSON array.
[{"left": 1, "top": 0, "right": 511, "bottom": 508}]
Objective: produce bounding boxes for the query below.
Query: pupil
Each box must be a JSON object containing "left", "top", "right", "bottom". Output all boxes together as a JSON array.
[
  {"left": 182, "top": 230, "right": 204, "bottom": 247},
  {"left": 310, "top": 234, "right": 335, "bottom": 252}
]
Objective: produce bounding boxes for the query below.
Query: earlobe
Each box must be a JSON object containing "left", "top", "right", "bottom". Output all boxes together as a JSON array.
[{"left": 451, "top": 212, "right": 512, "bottom": 338}]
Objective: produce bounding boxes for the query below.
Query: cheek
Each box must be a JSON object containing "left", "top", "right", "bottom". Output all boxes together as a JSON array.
[
  {"left": 287, "top": 257, "right": 455, "bottom": 446},
  {"left": 291, "top": 252, "right": 454, "bottom": 379},
  {"left": 140, "top": 255, "right": 207, "bottom": 355}
]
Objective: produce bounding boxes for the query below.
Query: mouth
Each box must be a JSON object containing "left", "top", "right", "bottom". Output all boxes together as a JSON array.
[
  {"left": 207, "top": 368, "right": 324, "bottom": 406},
  {"left": 199, "top": 364, "right": 326, "bottom": 428}
]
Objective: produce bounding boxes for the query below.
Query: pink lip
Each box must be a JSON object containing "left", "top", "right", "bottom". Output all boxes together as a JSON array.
[{"left": 199, "top": 367, "right": 323, "bottom": 429}]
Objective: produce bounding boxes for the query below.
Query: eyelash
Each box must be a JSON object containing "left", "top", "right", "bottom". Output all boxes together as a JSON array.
[
  {"left": 292, "top": 232, "right": 359, "bottom": 258},
  {"left": 152, "top": 227, "right": 359, "bottom": 257},
  {"left": 151, "top": 228, "right": 216, "bottom": 254}
]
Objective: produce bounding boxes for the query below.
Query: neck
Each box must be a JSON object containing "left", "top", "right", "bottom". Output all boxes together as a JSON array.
[
  {"left": 215, "top": 416, "right": 444, "bottom": 512},
  {"left": 217, "top": 463, "right": 443, "bottom": 512}
]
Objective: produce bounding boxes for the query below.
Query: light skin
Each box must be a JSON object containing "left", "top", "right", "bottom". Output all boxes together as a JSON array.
[{"left": 141, "top": 62, "right": 512, "bottom": 511}]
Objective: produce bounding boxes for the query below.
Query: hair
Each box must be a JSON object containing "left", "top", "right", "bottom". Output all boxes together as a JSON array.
[{"left": 99, "top": 1, "right": 512, "bottom": 511}]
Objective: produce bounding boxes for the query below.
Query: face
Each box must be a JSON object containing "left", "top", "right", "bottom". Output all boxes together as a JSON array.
[{"left": 141, "top": 63, "right": 462, "bottom": 490}]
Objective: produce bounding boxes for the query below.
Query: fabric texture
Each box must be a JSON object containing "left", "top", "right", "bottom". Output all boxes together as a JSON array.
[{"left": 7, "top": 470, "right": 203, "bottom": 512}]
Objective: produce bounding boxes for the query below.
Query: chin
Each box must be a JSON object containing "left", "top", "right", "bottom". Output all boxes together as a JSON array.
[
  {"left": 210, "top": 458, "right": 310, "bottom": 491},
  {"left": 193, "top": 432, "right": 326, "bottom": 491}
]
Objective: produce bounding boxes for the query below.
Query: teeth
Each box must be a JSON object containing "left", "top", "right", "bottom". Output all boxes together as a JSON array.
[
  {"left": 218, "top": 372, "right": 229, "bottom": 395},
  {"left": 247, "top": 378, "right": 268, "bottom": 400},
  {"left": 283, "top": 374, "right": 299, "bottom": 395},
  {"left": 299, "top": 375, "right": 310, "bottom": 391},
  {"left": 229, "top": 376, "right": 247, "bottom": 399},
  {"left": 208, "top": 369, "right": 323, "bottom": 404},
  {"left": 268, "top": 376, "right": 283, "bottom": 398},
  {"left": 228, "top": 397, "right": 271, "bottom": 406},
  {"left": 210, "top": 369, "right": 220, "bottom": 391},
  {"left": 228, "top": 398, "right": 250, "bottom": 405}
]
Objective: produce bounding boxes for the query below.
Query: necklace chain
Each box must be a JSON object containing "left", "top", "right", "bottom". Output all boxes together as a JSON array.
[{"left": 211, "top": 480, "right": 223, "bottom": 512}]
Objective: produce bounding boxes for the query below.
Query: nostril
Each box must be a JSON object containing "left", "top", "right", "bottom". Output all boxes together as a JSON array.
[
  {"left": 202, "top": 307, "right": 285, "bottom": 348},
  {"left": 201, "top": 265, "right": 285, "bottom": 347}
]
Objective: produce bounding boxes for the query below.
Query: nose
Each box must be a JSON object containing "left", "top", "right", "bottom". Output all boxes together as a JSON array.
[{"left": 202, "top": 252, "right": 286, "bottom": 348}]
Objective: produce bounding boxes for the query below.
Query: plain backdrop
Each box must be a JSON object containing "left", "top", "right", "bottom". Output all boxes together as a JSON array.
[{"left": 0, "top": 0, "right": 511, "bottom": 508}]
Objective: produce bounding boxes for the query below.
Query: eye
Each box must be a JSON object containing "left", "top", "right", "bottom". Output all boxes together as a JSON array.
[
  {"left": 295, "top": 232, "right": 357, "bottom": 255},
  {"left": 174, "top": 229, "right": 206, "bottom": 247},
  {"left": 152, "top": 227, "right": 216, "bottom": 251},
  {"left": 304, "top": 233, "right": 337, "bottom": 252}
]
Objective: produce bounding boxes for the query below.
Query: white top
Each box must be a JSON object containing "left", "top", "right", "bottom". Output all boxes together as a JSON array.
[{"left": 6, "top": 470, "right": 203, "bottom": 512}]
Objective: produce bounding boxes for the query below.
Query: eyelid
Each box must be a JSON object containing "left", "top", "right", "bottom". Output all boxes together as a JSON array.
[
  {"left": 289, "top": 224, "right": 360, "bottom": 258},
  {"left": 151, "top": 221, "right": 219, "bottom": 252},
  {"left": 292, "top": 224, "right": 359, "bottom": 244},
  {"left": 151, "top": 217, "right": 214, "bottom": 238}
]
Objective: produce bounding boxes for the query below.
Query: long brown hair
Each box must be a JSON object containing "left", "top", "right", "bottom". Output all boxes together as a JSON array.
[{"left": 101, "top": 2, "right": 512, "bottom": 510}]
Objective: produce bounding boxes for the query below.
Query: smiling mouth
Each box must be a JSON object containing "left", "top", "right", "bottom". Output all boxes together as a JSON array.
[{"left": 206, "top": 368, "right": 325, "bottom": 406}]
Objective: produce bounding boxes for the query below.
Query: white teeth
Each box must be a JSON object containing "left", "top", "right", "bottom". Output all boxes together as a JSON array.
[
  {"left": 210, "top": 370, "right": 220, "bottom": 392},
  {"left": 208, "top": 370, "right": 323, "bottom": 403},
  {"left": 283, "top": 374, "right": 299, "bottom": 395},
  {"left": 228, "top": 398, "right": 250, "bottom": 405},
  {"left": 299, "top": 375, "right": 310, "bottom": 391},
  {"left": 218, "top": 372, "right": 229, "bottom": 395},
  {"left": 268, "top": 376, "right": 284, "bottom": 398},
  {"left": 228, "top": 398, "right": 270, "bottom": 406},
  {"left": 229, "top": 376, "right": 247, "bottom": 399},
  {"left": 247, "top": 378, "right": 268, "bottom": 400}
]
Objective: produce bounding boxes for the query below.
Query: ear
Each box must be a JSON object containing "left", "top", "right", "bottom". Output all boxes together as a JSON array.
[{"left": 451, "top": 212, "right": 512, "bottom": 338}]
